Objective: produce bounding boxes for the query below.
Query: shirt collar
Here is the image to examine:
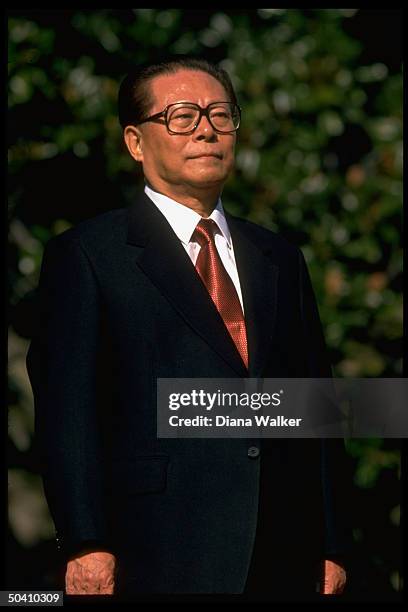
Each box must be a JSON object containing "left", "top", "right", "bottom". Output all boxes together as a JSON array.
[{"left": 144, "top": 184, "right": 232, "bottom": 248}]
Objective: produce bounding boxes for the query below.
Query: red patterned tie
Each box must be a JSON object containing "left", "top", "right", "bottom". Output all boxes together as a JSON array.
[{"left": 193, "top": 218, "right": 248, "bottom": 369}]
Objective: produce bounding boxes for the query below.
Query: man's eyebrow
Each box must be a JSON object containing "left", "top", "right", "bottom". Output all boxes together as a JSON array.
[
  {"left": 165, "top": 100, "right": 231, "bottom": 106},
  {"left": 165, "top": 100, "right": 196, "bottom": 104}
]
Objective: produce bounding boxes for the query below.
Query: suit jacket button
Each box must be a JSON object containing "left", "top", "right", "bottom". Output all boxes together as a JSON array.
[{"left": 248, "top": 446, "right": 260, "bottom": 459}]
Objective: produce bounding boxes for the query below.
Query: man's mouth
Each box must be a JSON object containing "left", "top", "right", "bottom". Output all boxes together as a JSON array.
[{"left": 188, "top": 153, "right": 222, "bottom": 159}]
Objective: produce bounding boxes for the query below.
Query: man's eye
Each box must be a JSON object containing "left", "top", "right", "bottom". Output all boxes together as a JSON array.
[
  {"left": 210, "top": 111, "right": 233, "bottom": 125},
  {"left": 173, "top": 112, "right": 195, "bottom": 121},
  {"left": 212, "top": 112, "right": 230, "bottom": 120}
]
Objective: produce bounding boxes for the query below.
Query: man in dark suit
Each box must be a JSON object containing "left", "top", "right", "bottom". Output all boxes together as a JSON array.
[{"left": 26, "top": 56, "right": 349, "bottom": 600}]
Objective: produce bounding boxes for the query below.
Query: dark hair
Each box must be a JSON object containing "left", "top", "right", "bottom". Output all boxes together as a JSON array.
[{"left": 118, "top": 55, "right": 237, "bottom": 130}]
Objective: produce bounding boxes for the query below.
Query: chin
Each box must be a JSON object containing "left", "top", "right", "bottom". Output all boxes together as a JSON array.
[{"left": 186, "top": 170, "right": 230, "bottom": 187}]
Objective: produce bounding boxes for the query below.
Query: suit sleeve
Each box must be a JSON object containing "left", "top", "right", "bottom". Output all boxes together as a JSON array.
[
  {"left": 298, "top": 248, "right": 353, "bottom": 561},
  {"left": 26, "top": 233, "right": 112, "bottom": 560},
  {"left": 297, "top": 248, "right": 332, "bottom": 378}
]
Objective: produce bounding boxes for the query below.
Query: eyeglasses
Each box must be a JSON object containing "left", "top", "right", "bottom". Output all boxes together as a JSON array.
[{"left": 137, "top": 102, "right": 241, "bottom": 135}]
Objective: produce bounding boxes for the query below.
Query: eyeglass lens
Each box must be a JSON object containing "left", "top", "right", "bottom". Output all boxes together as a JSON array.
[{"left": 167, "top": 103, "right": 239, "bottom": 133}]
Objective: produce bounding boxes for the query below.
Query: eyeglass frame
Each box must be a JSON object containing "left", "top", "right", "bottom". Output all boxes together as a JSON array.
[{"left": 135, "top": 101, "right": 241, "bottom": 135}]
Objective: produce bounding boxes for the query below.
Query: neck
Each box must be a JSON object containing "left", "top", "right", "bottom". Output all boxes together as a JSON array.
[{"left": 145, "top": 180, "right": 221, "bottom": 217}]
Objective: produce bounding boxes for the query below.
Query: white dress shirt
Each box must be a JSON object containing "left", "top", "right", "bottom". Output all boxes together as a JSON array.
[{"left": 144, "top": 184, "right": 245, "bottom": 313}]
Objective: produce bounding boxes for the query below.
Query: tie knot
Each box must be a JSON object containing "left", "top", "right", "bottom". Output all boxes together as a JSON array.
[{"left": 193, "top": 218, "right": 218, "bottom": 246}]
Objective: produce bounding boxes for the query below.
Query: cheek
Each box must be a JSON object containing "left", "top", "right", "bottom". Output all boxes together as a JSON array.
[
  {"left": 224, "top": 147, "right": 236, "bottom": 168},
  {"left": 224, "top": 139, "right": 235, "bottom": 158},
  {"left": 158, "top": 139, "right": 187, "bottom": 164},
  {"left": 144, "top": 140, "right": 180, "bottom": 169}
]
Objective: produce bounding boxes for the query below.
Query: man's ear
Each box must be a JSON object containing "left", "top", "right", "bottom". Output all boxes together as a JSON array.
[{"left": 124, "top": 125, "right": 144, "bottom": 162}]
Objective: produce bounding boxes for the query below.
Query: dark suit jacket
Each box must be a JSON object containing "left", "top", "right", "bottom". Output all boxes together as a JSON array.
[{"left": 26, "top": 192, "right": 351, "bottom": 594}]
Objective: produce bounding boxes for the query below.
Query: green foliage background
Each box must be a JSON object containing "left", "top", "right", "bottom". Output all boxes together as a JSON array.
[{"left": 8, "top": 9, "right": 402, "bottom": 597}]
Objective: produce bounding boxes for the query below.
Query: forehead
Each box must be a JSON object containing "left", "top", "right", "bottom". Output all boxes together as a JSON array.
[{"left": 149, "top": 69, "right": 229, "bottom": 108}]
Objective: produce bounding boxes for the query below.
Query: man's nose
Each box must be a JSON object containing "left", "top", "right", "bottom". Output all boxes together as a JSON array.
[{"left": 193, "top": 114, "right": 217, "bottom": 140}]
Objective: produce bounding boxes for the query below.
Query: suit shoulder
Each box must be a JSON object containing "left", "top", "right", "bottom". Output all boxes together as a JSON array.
[
  {"left": 45, "top": 207, "right": 128, "bottom": 255},
  {"left": 228, "top": 214, "right": 302, "bottom": 258}
]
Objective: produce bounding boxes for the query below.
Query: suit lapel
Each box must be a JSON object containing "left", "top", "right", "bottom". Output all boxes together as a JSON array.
[
  {"left": 226, "top": 213, "right": 279, "bottom": 377},
  {"left": 127, "top": 194, "right": 248, "bottom": 376}
]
